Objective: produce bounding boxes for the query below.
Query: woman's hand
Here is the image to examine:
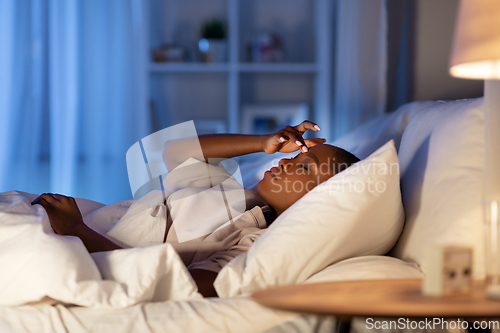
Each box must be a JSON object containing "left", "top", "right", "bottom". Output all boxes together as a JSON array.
[
  {"left": 32, "top": 193, "right": 86, "bottom": 236},
  {"left": 261, "top": 120, "right": 327, "bottom": 154},
  {"left": 32, "top": 193, "right": 122, "bottom": 253}
]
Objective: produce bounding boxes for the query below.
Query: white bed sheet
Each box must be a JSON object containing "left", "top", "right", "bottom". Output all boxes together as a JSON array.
[
  {"left": 0, "top": 256, "right": 423, "bottom": 333},
  {"left": 0, "top": 297, "right": 337, "bottom": 333}
]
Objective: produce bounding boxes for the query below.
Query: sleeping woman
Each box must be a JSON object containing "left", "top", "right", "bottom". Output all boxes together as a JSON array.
[{"left": 31, "top": 120, "right": 359, "bottom": 297}]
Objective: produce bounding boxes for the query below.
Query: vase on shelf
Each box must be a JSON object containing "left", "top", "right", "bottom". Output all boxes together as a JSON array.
[{"left": 198, "top": 38, "right": 227, "bottom": 63}]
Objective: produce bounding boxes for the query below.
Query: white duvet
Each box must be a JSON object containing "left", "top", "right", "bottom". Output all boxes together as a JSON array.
[{"left": 0, "top": 191, "right": 201, "bottom": 309}]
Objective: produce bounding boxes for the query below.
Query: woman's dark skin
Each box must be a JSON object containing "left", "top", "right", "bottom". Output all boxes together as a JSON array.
[{"left": 32, "top": 121, "right": 330, "bottom": 297}]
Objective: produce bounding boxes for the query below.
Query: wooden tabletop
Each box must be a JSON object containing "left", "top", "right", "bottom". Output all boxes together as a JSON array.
[{"left": 252, "top": 279, "right": 500, "bottom": 318}]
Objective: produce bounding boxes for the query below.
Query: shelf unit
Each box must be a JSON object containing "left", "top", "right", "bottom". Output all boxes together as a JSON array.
[
  {"left": 142, "top": 0, "right": 333, "bottom": 139},
  {"left": 149, "top": 63, "right": 318, "bottom": 73}
]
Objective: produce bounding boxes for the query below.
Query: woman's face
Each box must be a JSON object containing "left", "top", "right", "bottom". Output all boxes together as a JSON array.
[{"left": 256, "top": 144, "right": 338, "bottom": 215}]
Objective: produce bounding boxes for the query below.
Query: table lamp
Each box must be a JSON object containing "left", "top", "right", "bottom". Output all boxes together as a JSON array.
[{"left": 449, "top": 0, "right": 500, "bottom": 295}]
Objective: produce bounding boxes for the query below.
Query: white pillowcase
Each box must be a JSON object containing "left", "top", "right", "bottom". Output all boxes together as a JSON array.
[
  {"left": 214, "top": 140, "right": 404, "bottom": 297},
  {"left": 332, "top": 100, "right": 435, "bottom": 159},
  {"left": 392, "top": 98, "right": 485, "bottom": 278},
  {"left": 304, "top": 256, "right": 423, "bottom": 284}
]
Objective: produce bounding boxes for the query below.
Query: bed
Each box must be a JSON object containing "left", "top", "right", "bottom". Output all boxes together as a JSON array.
[{"left": 0, "top": 97, "right": 486, "bottom": 332}]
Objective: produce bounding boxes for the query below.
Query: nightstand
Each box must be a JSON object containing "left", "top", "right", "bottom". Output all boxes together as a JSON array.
[{"left": 252, "top": 279, "right": 500, "bottom": 332}]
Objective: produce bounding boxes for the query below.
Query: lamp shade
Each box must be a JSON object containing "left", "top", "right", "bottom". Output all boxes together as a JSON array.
[{"left": 449, "top": 0, "right": 500, "bottom": 79}]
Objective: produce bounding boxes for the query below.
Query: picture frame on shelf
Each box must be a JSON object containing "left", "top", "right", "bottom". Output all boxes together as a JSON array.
[{"left": 241, "top": 103, "right": 309, "bottom": 135}]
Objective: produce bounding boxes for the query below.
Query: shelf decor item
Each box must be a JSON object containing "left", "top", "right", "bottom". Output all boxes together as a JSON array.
[
  {"left": 248, "top": 32, "right": 285, "bottom": 63},
  {"left": 151, "top": 44, "right": 186, "bottom": 62},
  {"left": 199, "top": 18, "right": 227, "bottom": 63},
  {"left": 241, "top": 103, "right": 308, "bottom": 135}
]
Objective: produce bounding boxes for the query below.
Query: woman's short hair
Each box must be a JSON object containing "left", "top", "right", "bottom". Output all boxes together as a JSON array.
[{"left": 334, "top": 147, "right": 360, "bottom": 174}]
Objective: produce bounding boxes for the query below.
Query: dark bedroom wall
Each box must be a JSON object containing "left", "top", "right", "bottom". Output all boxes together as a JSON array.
[{"left": 412, "top": 0, "right": 484, "bottom": 101}]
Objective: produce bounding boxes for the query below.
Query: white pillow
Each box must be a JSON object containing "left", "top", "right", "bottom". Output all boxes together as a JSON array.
[
  {"left": 214, "top": 140, "right": 404, "bottom": 297},
  {"left": 332, "top": 100, "right": 435, "bottom": 159},
  {"left": 304, "top": 256, "right": 423, "bottom": 284},
  {"left": 392, "top": 98, "right": 485, "bottom": 278}
]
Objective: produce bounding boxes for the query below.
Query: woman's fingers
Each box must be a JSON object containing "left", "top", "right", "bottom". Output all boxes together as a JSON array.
[
  {"left": 287, "top": 121, "right": 323, "bottom": 152},
  {"left": 31, "top": 194, "right": 56, "bottom": 212},
  {"left": 293, "top": 135, "right": 309, "bottom": 152},
  {"left": 40, "top": 193, "right": 56, "bottom": 204},
  {"left": 295, "top": 120, "right": 321, "bottom": 134},
  {"left": 265, "top": 121, "right": 323, "bottom": 154},
  {"left": 275, "top": 131, "right": 303, "bottom": 152},
  {"left": 267, "top": 133, "right": 286, "bottom": 151},
  {"left": 282, "top": 128, "right": 308, "bottom": 152},
  {"left": 276, "top": 134, "right": 287, "bottom": 144},
  {"left": 32, "top": 195, "right": 49, "bottom": 207},
  {"left": 304, "top": 138, "right": 327, "bottom": 147},
  {"left": 50, "top": 193, "right": 72, "bottom": 205},
  {"left": 31, "top": 193, "right": 71, "bottom": 206}
]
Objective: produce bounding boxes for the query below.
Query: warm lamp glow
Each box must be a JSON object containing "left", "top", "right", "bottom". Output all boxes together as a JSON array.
[
  {"left": 449, "top": 0, "right": 500, "bottom": 79},
  {"left": 450, "top": 60, "right": 500, "bottom": 80}
]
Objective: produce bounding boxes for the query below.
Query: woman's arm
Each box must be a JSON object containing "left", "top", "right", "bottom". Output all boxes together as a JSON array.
[
  {"left": 164, "top": 121, "right": 325, "bottom": 171},
  {"left": 64, "top": 224, "right": 123, "bottom": 253},
  {"left": 188, "top": 269, "right": 218, "bottom": 297},
  {"left": 199, "top": 134, "right": 265, "bottom": 159},
  {"left": 163, "top": 135, "right": 262, "bottom": 171}
]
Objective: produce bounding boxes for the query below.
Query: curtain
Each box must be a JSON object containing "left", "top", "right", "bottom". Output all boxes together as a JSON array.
[
  {"left": 332, "top": 0, "right": 388, "bottom": 138},
  {"left": 0, "top": 0, "right": 149, "bottom": 204},
  {"left": 386, "top": 0, "right": 414, "bottom": 113}
]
